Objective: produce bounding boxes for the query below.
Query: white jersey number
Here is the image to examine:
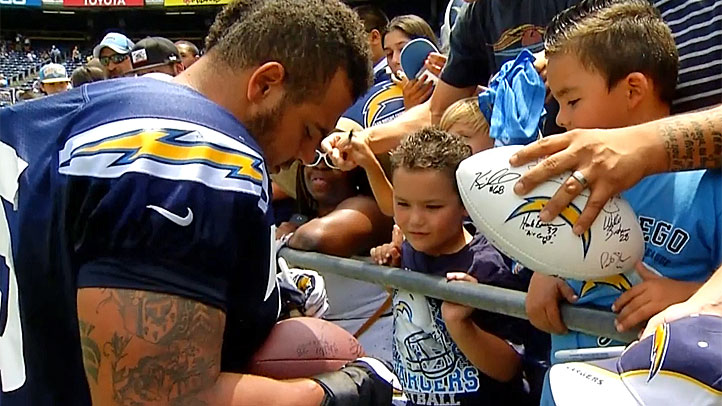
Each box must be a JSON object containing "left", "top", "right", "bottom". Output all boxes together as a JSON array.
[{"left": 0, "top": 141, "right": 27, "bottom": 392}]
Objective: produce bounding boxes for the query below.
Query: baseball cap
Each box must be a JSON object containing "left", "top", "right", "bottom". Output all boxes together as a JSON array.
[
  {"left": 93, "top": 32, "right": 134, "bottom": 58},
  {"left": 39, "top": 63, "right": 70, "bottom": 84},
  {"left": 549, "top": 314, "right": 722, "bottom": 406},
  {"left": 128, "top": 37, "right": 180, "bottom": 73}
]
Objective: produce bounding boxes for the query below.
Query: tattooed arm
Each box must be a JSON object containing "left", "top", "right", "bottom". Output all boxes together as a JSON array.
[
  {"left": 508, "top": 105, "right": 722, "bottom": 233},
  {"left": 77, "top": 287, "right": 326, "bottom": 406}
]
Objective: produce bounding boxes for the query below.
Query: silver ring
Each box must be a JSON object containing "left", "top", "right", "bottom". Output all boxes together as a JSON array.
[{"left": 570, "top": 170, "right": 589, "bottom": 189}]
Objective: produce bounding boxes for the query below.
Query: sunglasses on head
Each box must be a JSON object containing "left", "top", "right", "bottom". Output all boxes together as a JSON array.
[
  {"left": 98, "top": 53, "right": 128, "bottom": 66},
  {"left": 305, "top": 150, "right": 339, "bottom": 170}
]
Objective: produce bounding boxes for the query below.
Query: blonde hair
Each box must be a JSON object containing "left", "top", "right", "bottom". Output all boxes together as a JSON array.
[{"left": 439, "top": 97, "right": 489, "bottom": 135}]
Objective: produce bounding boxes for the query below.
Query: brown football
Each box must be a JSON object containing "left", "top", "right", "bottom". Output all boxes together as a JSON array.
[{"left": 247, "top": 317, "right": 365, "bottom": 379}]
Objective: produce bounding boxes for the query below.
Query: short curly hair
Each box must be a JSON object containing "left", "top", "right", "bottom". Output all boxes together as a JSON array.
[
  {"left": 205, "top": 0, "right": 373, "bottom": 103},
  {"left": 390, "top": 127, "right": 471, "bottom": 196}
]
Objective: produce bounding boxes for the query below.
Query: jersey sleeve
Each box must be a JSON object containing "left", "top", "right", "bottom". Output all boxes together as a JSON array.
[{"left": 440, "top": 2, "right": 492, "bottom": 88}]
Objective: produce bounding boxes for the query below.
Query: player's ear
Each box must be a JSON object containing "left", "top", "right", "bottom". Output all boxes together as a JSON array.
[
  {"left": 369, "top": 29, "right": 382, "bottom": 47},
  {"left": 623, "top": 72, "right": 649, "bottom": 111},
  {"left": 246, "top": 62, "right": 286, "bottom": 104}
]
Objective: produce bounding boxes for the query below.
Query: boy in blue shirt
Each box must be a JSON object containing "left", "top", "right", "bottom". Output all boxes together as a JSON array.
[
  {"left": 380, "top": 128, "right": 531, "bottom": 405},
  {"left": 523, "top": 0, "right": 722, "bottom": 404}
]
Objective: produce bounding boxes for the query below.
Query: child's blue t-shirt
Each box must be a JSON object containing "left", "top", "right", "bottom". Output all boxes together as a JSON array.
[
  {"left": 543, "top": 169, "right": 722, "bottom": 404},
  {"left": 395, "top": 233, "right": 529, "bottom": 406}
]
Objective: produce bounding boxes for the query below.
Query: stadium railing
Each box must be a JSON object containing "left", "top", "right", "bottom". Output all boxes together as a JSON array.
[{"left": 279, "top": 247, "right": 639, "bottom": 343}]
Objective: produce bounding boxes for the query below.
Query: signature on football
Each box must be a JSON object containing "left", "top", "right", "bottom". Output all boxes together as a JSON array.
[
  {"left": 602, "top": 213, "right": 631, "bottom": 242},
  {"left": 519, "top": 213, "right": 563, "bottom": 245},
  {"left": 471, "top": 169, "right": 521, "bottom": 195},
  {"left": 600, "top": 251, "right": 631, "bottom": 270}
]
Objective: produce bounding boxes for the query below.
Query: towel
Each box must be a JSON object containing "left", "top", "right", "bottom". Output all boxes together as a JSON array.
[{"left": 478, "top": 49, "right": 546, "bottom": 147}]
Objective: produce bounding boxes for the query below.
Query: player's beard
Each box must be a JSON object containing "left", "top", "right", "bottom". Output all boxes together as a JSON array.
[{"left": 245, "top": 96, "right": 291, "bottom": 169}]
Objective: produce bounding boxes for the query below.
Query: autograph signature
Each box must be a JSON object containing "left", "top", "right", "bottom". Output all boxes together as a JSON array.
[
  {"left": 519, "top": 213, "right": 563, "bottom": 245},
  {"left": 603, "top": 213, "right": 631, "bottom": 242},
  {"left": 471, "top": 169, "right": 521, "bottom": 195},
  {"left": 600, "top": 251, "right": 631, "bottom": 270}
]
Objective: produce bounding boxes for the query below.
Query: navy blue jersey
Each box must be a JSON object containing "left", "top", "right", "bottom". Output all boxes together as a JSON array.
[{"left": 0, "top": 78, "right": 280, "bottom": 404}]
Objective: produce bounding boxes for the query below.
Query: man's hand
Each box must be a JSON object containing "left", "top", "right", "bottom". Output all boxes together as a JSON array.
[
  {"left": 313, "top": 357, "right": 397, "bottom": 406},
  {"left": 509, "top": 128, "right": 666, "bottom": 234},
  {"left": 321, "top": 130, "right": 370, "bottom": 171},
  {"left": 346, "top": 132, "right": 378, "bottom": 170},
  {"left": 370, "top": 225, "right": 403, "bottom": 266},
  {"left": 424, "top": 52, "right": 447, "bottom": 77},
  {"left": 392, "top": 71, "right": 434, "bottom": 110},
  {"left": 441, "top": 272, "right": 479, "bottom": 323},
  {"left": 613, "top": 261, "right": 701, "bottom": 332},
  {"left": 525, "top": 272, "right": 578, "bottom": 335}
]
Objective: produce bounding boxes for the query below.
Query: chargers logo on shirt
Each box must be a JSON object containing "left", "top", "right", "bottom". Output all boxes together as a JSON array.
[
  {"left": 579, "top": 273, "right": 633, "bottom": 297},
  {"left": 507, "top": 197, "right": 591, "bottom": 258},
  {"left": 58, "top": 118, "right": 269, "bottom": 211},
  {"left": 363, "top": 81, "right": 404, "bottom": 127},
  {"left": 63, "top": 128, "right": 263, "bottom": 183}
]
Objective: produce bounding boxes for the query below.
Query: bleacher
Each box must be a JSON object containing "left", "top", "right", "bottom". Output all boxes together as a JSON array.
[{"left": 0, "top": 51, "right": 48, "bottom": 86}]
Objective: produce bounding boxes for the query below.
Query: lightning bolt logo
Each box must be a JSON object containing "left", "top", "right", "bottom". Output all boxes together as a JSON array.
[
  {"left": 61, "top": 128, "right": 264, "bottom": 183},
  {"left": 506, "top": 196, "right": 591, "bottom": 258},
  {"left": 648, "top": 322, "right": 670, "bottom": 382},
  {"left": 363, "top": 82, "right": 403, "bottom": 127},
  {"left": 579, "top": 273, "right": 633, "bottom": 297}
]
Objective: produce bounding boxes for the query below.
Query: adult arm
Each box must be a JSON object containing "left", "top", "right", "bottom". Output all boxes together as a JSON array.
[
  {"left": 77, "top": 287, "right": 326, "bottom": 406},
  {"left": 288, "top": 196, "right": 393, "bottom": 257},
  {"left": 511, "top": 105, "right": 722, "bottom": 234}
]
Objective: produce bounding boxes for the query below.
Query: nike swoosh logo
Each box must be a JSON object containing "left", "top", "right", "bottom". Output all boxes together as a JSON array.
[{"left": 146, "top": 205, "right": 194, "bottom": 227}]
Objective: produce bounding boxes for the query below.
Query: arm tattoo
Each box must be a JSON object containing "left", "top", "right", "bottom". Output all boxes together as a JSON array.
[
  {"left": 80, "top": 289, "right": 225, "bottom": 406},
  {"left": 79, "top": 320, "right": 101, "bottom": 383},
  {"left": 661, "top": 108, "right": 722, "bottom": 171}
]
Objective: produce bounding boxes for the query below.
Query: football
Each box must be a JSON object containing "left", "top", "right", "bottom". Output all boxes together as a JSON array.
[
  {"left": 456, "top": 145, "right": 644, "bottom": 280},
  {"left": 247, "top": 317, "right": 365, "bottom": 379}
]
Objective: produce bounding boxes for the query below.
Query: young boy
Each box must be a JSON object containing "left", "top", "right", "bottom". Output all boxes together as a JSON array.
[
  {"left": 524, "top": 0, "right": 722, "bottom": 403},
  {"left": 385, "top": 127, "right": 529, "bottom": 405}
]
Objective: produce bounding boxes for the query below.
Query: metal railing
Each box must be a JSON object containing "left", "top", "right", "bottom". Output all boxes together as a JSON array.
[{"left": 279, "top": 247, "right": 639, "bottom": 343}]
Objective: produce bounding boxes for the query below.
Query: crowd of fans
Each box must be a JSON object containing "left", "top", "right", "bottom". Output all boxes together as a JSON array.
[{"left": 1, "top": 0, "right": 721, "bottom": 405}]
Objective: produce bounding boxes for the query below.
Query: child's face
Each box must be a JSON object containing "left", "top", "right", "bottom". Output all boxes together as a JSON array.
[
  {"left": 392, "top": 167, "right": 468, "bottom": 256},
  {"left": 447, "top": 121, "right": 494, "bottom": 154},
  {"left": 547, "top": 52, "right": 631, "bottom": 130},
  {"left": 384, "top": 29, "right": 411, "bottom": 77}
]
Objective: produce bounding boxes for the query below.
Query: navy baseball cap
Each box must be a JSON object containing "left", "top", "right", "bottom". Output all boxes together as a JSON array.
[
  {"left": 93, "top": 32, "right": 134, "bottom": 58},
  {"left": 550, "top": 314, "right": 722, "bottom": 405}
]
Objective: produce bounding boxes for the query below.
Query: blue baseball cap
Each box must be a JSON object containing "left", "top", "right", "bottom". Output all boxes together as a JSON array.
[
  {"left": 39, "top": 63, "right": 70, "bottom": 84},
  {"left": 93, "top": 32, "right": 135, "bottom": 58},
  {"left": 550, "top": 314, "right": 722, "bottom": 405}
]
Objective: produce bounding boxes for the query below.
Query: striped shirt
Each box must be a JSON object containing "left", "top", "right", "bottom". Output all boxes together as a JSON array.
[{"left": 655, "top": 0, "right": 722, "bottom": 113}]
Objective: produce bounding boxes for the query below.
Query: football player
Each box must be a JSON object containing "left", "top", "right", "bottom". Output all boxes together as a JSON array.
[{"left": 0, "top": 1, "right": 394, "bottom": 405}]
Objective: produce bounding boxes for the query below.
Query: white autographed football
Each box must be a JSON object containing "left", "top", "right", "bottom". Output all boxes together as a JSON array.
[{"left": 456, "top": 145, "right": 644, "bottom": 280}]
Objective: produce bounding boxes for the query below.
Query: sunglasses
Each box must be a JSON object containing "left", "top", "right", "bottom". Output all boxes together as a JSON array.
[
  {"left": 305, "top": 150, "right": 339, "bottom": 170},
  {"left": 98, "top": 53, "right": 128, "bottom": 66}
]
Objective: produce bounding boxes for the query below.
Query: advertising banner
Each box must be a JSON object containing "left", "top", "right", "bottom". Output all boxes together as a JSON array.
[
  {"left": 164, "top": 0, "right": 229, "bottom": 7},
  {"left": 0, "top": 0, "right": 42, "bottom": 7},
  {"left": 62, "top": 0, "right": 143, "bottom": 6}
]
